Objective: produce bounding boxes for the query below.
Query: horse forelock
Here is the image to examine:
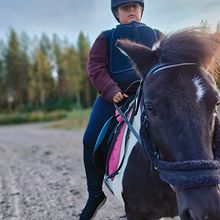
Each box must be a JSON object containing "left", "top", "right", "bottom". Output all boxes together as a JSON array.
[{"left": 156, "top": 28, "right": 220, "bottom": 79}]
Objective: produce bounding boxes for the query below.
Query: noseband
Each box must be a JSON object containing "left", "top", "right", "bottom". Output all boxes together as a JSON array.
[{"left": 140, "top": 63, "right": 220, "bottom": 189}]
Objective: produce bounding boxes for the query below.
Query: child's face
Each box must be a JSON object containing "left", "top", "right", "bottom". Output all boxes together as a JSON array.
[{"left": 116, "top": 3, "right": 142, "bottom": 24}]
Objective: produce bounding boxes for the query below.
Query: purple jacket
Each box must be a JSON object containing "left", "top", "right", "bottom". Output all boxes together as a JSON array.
[{"left": 87, "top": 33, "right": 121, "bottom": 103}]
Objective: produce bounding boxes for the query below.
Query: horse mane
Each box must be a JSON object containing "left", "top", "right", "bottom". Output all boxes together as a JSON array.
[{"left": 157, "top": 28, "right": 220, "bottom": 77}]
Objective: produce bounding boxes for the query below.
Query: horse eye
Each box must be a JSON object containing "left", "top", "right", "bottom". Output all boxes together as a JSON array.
[
  {"left": 214, "top": 100, "right": 220, "bottom": 113},
  {"left": 213, "top": 104, "right": 219, "bottom": 114},
  {"left": 146, "top": 104, "right": 157, "bottom": 115}
]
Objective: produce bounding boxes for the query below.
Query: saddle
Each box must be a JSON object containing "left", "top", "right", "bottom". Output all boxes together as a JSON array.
[{"left": 93, "top": 81, "right": 140, "bottom": 178}]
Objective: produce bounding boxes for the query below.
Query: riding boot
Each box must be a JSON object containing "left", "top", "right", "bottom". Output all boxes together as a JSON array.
[
  {"left": 79, "top": 145, "right": 106, "bottom": 220},
  {"left": 79, "top": 191, "right": 106, "bottom": 220},
  {"left": 80, "top": 97, "right": 115, "bottom": 219}
]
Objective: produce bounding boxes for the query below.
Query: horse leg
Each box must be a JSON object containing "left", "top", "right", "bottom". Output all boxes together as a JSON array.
[
  {"left": 124, "top": 195, "right": 155, "bottom": 220},
  {"left": 125, "top": 210, "right": 151, "bottom": 220},
  {"left": 122, "top": 145, "right": 178, "bottom": 219}
]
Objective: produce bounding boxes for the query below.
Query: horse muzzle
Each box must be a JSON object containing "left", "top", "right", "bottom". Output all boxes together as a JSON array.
[
  {"left": 155, "top": 159, "right": 220, "bottom": 220},
  {"left": 176, "top": 185, "right": 220, "bottom": 220}
]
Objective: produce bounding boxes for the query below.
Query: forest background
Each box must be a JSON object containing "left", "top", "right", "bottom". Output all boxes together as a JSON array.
[
  {"left": 0, "top": 21, "right": 220, "bottom": 126},
  {"left": 0, "top": 29, "right": 94, "bottom": 126}
]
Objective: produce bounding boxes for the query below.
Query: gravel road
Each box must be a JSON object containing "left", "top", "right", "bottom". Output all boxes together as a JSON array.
[
  {"left": 0, "top": 123, "right": 180, "bottom": 220},
  {"left": 0, "top": 123, "right": 125, "bottom": 220}
]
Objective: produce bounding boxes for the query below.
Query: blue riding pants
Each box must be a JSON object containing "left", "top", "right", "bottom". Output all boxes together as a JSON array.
[{"left": 83, "top": 96, "right": 115, "bottom": 197}]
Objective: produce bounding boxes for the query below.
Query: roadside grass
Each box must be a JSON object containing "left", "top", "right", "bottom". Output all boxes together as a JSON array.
[
  {"left": 47, "top": 108, "right": 91, "bottom": 130},
  {"left": 0, "top": 109, "right": 91, "bottom": 130},
  {"left": 0, "top": 111, "right": 67, "bottom": 125}
]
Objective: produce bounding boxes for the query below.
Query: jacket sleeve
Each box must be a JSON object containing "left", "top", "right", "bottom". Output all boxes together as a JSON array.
[{"left": 87, "top": 33, "right": 121, "bottom": 102}]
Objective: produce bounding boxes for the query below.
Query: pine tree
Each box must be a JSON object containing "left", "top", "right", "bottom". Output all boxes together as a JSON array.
[
  {"left": 19, "top": 32, "right": 31, "bottom": 106},
  {"left": 52, "top": 34, "right": 66, "bottom": 98},
  {"left": 32, "top": 48, "right": 54, "bottom": 106},
  {"left": 216, "top": 22, "right": 220, "bottom": 33},
  {"left": 0, "top": 57, "right": 5, "bottom": 109},
  {"left": 0, "top": 40, "right": 6, "bottom": 109},
  {"left": 77, "top": 31, "right": 95, "bottom": 107},
  {"left": 200, "top": 20, "right": 210, "bottom": 32},
  {"left": 62, "top": 46, "right": 82, "bottom": 108},
  {"left": 4, "top": 29, "right": 23, "bottom": 109}
]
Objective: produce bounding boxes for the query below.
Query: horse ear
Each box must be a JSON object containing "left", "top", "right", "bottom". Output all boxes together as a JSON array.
[
  {"left": 206, "top": 32, "right": 220, "bottom": 78},
  {"left": 116, "top": 39, "right": 158, "bottom": 76}
]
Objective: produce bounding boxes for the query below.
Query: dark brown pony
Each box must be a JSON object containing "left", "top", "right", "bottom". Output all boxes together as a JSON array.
[{"left": 115, "top": 29, "right": 220, "bottom": 220}]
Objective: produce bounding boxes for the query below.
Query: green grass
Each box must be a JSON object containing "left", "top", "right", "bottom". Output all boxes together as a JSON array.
[
  {"left": 0, "top": 111, "right": 67, "bottom": 125},
  {"left": 0, "top": 109, "right": 91, "bottom": 129},
  {"left": 47, "top": 108, "right": 91, "bottom": 129}
]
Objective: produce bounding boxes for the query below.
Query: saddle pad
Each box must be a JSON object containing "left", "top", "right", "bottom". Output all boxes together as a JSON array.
[{"left": 108, "top": 109, "right": 131, "bottom": 179}]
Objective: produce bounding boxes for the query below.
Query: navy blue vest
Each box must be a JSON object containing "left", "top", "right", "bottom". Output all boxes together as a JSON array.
[{"left": 103, "top": 21, "right": 160, "bottom": 91}]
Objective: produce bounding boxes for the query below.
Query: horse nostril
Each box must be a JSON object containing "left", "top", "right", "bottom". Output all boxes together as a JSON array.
[
  {"left": 181, "top": 209, "right": 197, "bottom": 220},
  {"left": 188, "top": 209, "right": 197, "bottom": 220}
]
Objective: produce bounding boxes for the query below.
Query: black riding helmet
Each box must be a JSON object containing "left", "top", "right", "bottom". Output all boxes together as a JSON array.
[{"left": 111, "top": 0, "right": 145, "bottom": 22}]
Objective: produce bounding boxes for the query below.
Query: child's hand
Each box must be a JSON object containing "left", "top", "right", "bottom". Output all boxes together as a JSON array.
[{"left": 112, "top": 92, "right": 129, "bottom": 103}]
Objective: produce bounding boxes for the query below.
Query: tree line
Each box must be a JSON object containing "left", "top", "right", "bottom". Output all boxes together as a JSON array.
[
  {"left": 0, "top": 22, "right": 220, "bottom": 112},
  {"left": 0, "top": 29, "right": 96, "bottom": 112}
]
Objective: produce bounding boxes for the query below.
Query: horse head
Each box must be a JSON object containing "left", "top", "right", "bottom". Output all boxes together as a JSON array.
[{"left": 116, "top": 29, "right": 220, "bottom": 219}]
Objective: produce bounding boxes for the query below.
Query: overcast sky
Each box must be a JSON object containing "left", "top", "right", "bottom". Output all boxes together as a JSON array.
[{"left": 0, "top": 0, "right": 219, "bottom": 45}]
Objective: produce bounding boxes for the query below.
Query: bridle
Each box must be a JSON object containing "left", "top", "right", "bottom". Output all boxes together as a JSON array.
[{"left": 139, "top": 63, "right": 220, "bottom": 189}]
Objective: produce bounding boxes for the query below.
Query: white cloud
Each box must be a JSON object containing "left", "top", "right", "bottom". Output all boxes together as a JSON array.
[{"left": 144, "top": 0, "right": 220, "bottom": 32}]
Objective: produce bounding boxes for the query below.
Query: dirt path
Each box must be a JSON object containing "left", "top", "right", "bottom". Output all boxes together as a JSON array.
[
  {"left": 0, "top": 123, "right": 180, "bottom": 220},
  {"left": 0, "top": 123, "right": 125, "bottom": 220}
]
